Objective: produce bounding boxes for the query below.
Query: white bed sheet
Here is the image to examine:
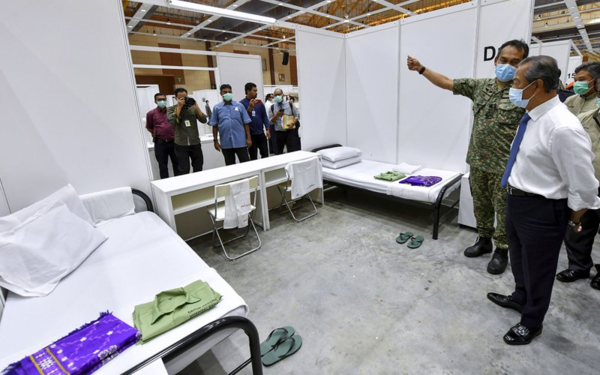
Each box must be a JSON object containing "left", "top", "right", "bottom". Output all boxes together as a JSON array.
[
  {"left": 0, "top": 212, "right": 248, "bottom": 374},
  {"left": 323, "top": 160, "right": 461, "bottom": 203}
]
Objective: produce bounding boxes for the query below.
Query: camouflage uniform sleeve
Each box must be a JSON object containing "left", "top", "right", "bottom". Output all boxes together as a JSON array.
[{"left": 452, "top": 78, "right": 480, "bottom": 101}]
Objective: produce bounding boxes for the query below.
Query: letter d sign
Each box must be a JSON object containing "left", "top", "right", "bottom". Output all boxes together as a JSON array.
[{"left": 484, "top": 46, "right": 496, "bottom": 61}]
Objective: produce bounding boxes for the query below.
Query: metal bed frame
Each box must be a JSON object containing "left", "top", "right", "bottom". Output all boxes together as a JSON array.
[{"left": 312, "top": 144, "right": 462, "bottom": 240}]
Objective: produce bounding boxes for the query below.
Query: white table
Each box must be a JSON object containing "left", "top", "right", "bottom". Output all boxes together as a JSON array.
[{"left": 151, "top": 151, "right": 323, "bottom": 240}]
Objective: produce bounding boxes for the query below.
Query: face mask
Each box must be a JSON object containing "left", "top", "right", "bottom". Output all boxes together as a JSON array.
[
  {"left": 223, "top": 93, "right": 233, "bottom": 101},
  {"left": 509, "top": 81, "right": 537, "bottom": 109},
  {"left": 596, "top": 98, "right": 600, "bottom": 107},
  {"left": 573, "top": 81, "right": 592, "bottom": 95},
  {"left": 157, "top": 100, "right": 167, "bottom": 108},
  {"left": 495, "top": 64, "right": 517, "bottom": 82},
  {"left": 274, "top": 95, "right": 283, "bottom": 103}
]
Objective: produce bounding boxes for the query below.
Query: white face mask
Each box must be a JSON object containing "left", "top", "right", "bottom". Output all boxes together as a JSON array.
[{"left": 509, "top": 81, "right": 537, "bottom": 108}]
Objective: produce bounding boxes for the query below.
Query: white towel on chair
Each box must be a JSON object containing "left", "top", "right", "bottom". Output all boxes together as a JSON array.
[
  {"left": 224, "top": 179, "right": 252, "bottom": 229},
  {"left": 392, "top": 162, "right": 422, "bottom": 174},
  {"left": 286, "top": 157, "right": 323, "bottom": 200}
]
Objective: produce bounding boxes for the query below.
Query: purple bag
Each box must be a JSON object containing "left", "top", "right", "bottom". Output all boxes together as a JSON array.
[
  {"left": 3, "top": 312, "right": 140, "bottom": 375},
  {"left": 399, "top": 175, "right": 442, "bottom": 187}
]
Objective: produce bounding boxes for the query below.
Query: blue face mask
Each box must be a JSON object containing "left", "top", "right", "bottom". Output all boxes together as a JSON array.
[
  {"left": 157, "top": 100, "right": 167, "bottom": 108},
  {"left": 509, "top": 81, "right": 537, "bottom": 109},
  {"left": 223, "top": 93, "right": 233, "bottom": 102},
  {"left": 596, "top": 97, "right": 600, "bottom": 107},
  {"left": 274, "top": 95, "right": 283, "bottom": 103},
  {"left": 495, "top": 64, "right": 517, "bottom": 82}
]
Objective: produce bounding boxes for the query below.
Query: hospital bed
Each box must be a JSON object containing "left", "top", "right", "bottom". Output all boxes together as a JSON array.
[
  {"left": 0, "top": 188, "right": 262, "bottom": 374},
  {"left": 313, "top": 145, "right": 462, "bottom": 240}
]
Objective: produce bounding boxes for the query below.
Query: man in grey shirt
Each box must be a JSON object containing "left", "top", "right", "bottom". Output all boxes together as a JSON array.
[{"left": 270, "top": 88, "right": 300, "bottom": 154}]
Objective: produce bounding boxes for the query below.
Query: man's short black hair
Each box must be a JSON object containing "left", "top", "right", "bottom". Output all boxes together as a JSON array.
[
  {"left": 498, "top": 39, "right": 529, "bottom": 59},
  {"left": 245, "top": 82, "right": 257, "bottom": 94},
  {"left": 519, "top": 55, "right": 560, "bottom": 92},
  {"left": 265, "top": 94, "right": 273, "bottom": 101},
  {"left": 174, "top": 87, "right": 187, "bottom": 96},
  {"left": 154, "top": 93, "right": 166, "bottom": 101},
  {"left": 575, "top": 62, "right": 600, "bottom": 80},
  {"left": 220, "top": 84, "right": 232, "bottom": 93}
]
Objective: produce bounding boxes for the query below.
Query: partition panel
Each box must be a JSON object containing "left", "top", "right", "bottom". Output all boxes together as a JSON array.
[
  {"left": 475, "top": 0, "right": 533, "bottom": 78},
  {"left": 296, "top": 29, "right": 347, "bottom": 151},
  {"left": 0, "top": 179, "right": 9, "bottom": 217},
  {"left": 216, "top": 55, "right": 264, "bottom": 105},
  {"left": 0, "top": 0, "right": 152, "bottom": 211},
  {"left": 566, "top": 56, "right": 583, "bottom": 84},
  {"left": 346, "top": 24, "right": 399, "bottom": 163},
  {"left": 397, "top": 6, "right": 478, "bottom": 172},
  {"left": 530, "top": 41, "right": 572, "bottom": 83}
]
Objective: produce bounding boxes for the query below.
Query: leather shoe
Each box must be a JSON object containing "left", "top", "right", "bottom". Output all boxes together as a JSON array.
[
  {"left": 503, "top": 323, "right": 543, "bottom": 345},
  {"left": 487, "top": 292, "right": 522, "bottom": 313},
  {"left": 487, "top": 248, "right": 508, "bottom": 275},
  {"left": 556, "top": 269, "right": 590, "bottom": 283},
  {"left": 591, "top": 265, "right": 600, "bottom": 290},
  {"left": 464, "top": 237, "right": 493, "bottom": 258}
]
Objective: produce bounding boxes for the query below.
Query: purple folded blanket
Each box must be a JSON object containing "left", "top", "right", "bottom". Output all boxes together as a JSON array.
[
  {"left": 3, "top": 312, "right": 140, "bottom": 375},
  {"left": 399, "top": 175, "right": 442, "bottom": 187}
]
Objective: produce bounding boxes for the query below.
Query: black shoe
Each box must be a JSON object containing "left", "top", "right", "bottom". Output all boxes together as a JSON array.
[
  {"left": 591, "top": 265, "right": 600, "bottom": 290},
  {"left": 464, "top": 237, "right": 493, "bottom": 258},
  {"left": 556, "top": 269, "right": 590, "bottom": 283},
  {"left": 487, "top": 248, "right": 508, "bottom": 275},
  {"left": 503, "top": 323, "right": 543, "bottom": 345},
  {"left": 487, "top": 292, "right": 523, "bottom": 313}
]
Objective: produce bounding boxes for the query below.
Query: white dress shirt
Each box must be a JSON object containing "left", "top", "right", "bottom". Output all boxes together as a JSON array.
[{"left": 508, "top": 96, "right": 600, "bottom": 211}]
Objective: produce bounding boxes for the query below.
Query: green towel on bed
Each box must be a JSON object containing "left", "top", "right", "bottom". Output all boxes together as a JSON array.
[
  {"left": 374, "top": 171, "right": 406, "bottom": 182},
  {"left": 133, "top": 280, "right": 222, "bottom": 343}
]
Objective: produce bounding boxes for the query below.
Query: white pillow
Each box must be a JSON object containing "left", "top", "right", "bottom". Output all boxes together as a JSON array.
[
  {"left": 0, "top": 184, "right": 93, "bottom": 232},
  {"left": 80, "top": 187, "right": 136, "bottom": 226},
  {"left": 322, "top": 156, "right": 362, "bottom": 170},
  {"left": 0, "top": 200, "right": 107, "bottom": 297},
  {"left": 317, "top": 147, "right": 362, "bottom": 163}
]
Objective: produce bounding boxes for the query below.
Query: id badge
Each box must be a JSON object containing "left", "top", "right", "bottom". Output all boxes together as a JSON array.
[
  {"left": 252, "top": 110, "right": 256, "bottom": 117},
  {"left": 185, "top": 120, "right": 191, "bottom": 127}
]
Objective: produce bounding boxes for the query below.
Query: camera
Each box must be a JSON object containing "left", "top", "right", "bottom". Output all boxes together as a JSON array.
[{"left": 184, "top": 97, "right": 196, "bottom": 106}]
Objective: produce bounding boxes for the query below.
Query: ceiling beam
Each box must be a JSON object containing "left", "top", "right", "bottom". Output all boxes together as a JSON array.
[{"left": 564, "top": 0, "right": 593, "bottom": 50}]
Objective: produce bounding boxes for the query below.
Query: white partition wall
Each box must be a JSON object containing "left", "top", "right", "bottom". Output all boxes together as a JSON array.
[
  {"left": 475, "top": 0, "right": 534, "bottom": 78},
  {"left": 296, "top": 28, "right": 347, "bottom": 151},
  {"left": 0, "top": 180, "right": 9, "bottom": 217},
  {"left": 216, "top": 54, "right": 264, "bottom": 104},
  {"left": 346, "top": 23, "right": 400, "bottom": 163},
  {"left": 530, "top": 40, "right": 572, "bottom": 83},
  {"left": 397, "top": 4, "right": 479, "bottom": 172},
  {"left": 0, "top": 0, "right": 152, "bottom": 212},
  {"left": 566, "top": 56, "right": 584, "bottom": 84}
]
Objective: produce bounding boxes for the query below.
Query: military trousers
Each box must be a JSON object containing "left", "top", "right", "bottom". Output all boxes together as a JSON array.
[{"left": 469, "top": 167, "right": 508, "bottom": 249}]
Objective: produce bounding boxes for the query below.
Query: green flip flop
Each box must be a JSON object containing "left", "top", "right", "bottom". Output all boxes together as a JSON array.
[
  {"left": 262, "top": 335, "right": 303, "bottom": 367},
  {"left": 396, "top": 231, "right": 414, "bottom": 244},
  {"left": 260, "top": 326, "right": 295, "bottom": 356},
  {"left": 407, "top": 235, "right": 425, "bottom": 249}
]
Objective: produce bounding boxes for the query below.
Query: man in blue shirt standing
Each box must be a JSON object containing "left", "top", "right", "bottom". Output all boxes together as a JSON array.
[
  {"left": 210, "top": 84, "right": 253, "bottom": 166},
  {"left": 240, "top": 82, "right": 271, "bottom": 160}
]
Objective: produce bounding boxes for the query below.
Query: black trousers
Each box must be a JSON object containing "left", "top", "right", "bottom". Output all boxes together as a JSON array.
[
  {"left": 269, "top": 133, "right": 277, "bottom": 154},
  {"left": 154, "top": 139, "right": 180, "bottom": 179},
  {"left": 507, "top": 194, "right": 568, "bottom": 328},
  {"left": 222, "top": 147, "right": 250, "bottom": 166},
  {"left": 248, "top": 133, "right": 269, "bottom": 160},
  {"left": 564, "top": 208, "right": 600, "bottom": 273},
  {"left": 175, "top": 144, "right": 203, "bottom": 174},
  {"left": 275, "top": 130, "right": 300, "bottom": 155}
]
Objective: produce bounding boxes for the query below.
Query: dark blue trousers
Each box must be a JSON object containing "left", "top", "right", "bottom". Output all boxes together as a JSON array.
[{"left": 506, "top": 194, "right": 568, "bottom": 328}]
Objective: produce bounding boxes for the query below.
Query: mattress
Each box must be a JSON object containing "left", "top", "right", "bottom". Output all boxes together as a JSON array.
[
  {"left": 323, "top": 160, "right": 461, "bottom": 203},
  {"left": 0, "top": 212, "right": 247, "bottom": 374}
]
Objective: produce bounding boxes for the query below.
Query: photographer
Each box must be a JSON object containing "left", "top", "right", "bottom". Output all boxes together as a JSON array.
[
  {"left": 270, "top": 88, "right": 300, "bottom": 154},
  {"left": 167, "top": 87, "right": 208, "bottom": 174}
]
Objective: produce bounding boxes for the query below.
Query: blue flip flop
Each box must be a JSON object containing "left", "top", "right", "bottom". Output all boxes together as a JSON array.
[
  {"left": 260, "top": 326, "right": 295, "bottom": 356},
  {"left": 262, "top": 335, "right": 303, "bottom": 366}
]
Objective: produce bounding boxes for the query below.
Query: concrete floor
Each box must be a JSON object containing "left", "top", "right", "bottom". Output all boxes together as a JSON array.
[{"left": 179, "top": 188, "right": 600, "bottom": 375}]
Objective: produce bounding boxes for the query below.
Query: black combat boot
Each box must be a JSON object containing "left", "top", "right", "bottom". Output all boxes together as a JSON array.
[
  {"left": 487, "top": 248, "right": 508, "bottom": 274},
  {"left": 464, "top": 237, "right": 493, "bottom": 258}
]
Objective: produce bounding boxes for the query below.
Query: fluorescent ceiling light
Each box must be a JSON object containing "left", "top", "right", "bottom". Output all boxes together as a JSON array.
[{"left": 167, "top": 0, "right": 276, "bottom": 24}]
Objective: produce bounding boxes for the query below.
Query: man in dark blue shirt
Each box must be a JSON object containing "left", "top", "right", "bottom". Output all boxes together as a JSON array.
[{"left": 240, "top": 82, "right": 271, "bottom": 160}]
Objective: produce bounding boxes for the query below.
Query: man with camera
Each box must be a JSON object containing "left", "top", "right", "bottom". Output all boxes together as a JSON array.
[
  {"left": 146, "top": 93, "right": 180, "bottom": 179},
  {"left": 270, "top": 88, "right": 300, "bottom": 154},
  {"left": 167, "top": 87, "right": 208, "bottom": 174}
]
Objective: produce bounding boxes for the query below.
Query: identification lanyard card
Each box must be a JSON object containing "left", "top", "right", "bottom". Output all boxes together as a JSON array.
[
  {"left": 185, "top": 120, "right": 191, "bottom": 127},
  {"left": 252, "top": 110, "right": 256, "bottom": 117}
]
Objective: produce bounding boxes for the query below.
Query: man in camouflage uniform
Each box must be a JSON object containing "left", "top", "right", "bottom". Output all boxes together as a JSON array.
[
  {"left": 556, "top": 71, "right": 600, "bottom": 289},
  {"left": 407, "top": 40, "right": 529, "bottom": 274}
]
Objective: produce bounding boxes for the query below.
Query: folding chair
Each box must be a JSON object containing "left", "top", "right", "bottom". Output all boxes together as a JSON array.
[
  {"left": 277, "top": 157, "right": 321, "bottom": 222},
  {"left": 208, "top": 176, "right": 261, "bottom": 261}
]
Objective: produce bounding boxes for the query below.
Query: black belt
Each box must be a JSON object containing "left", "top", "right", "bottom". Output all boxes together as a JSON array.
[
  {"left": 506, "top": 185, "right": 543, "bottom": 198},
  {"left": 156, "top": 138, "right": 174, "bottom": 143}
]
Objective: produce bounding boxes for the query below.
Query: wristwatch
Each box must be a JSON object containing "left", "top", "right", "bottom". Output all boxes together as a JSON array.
[
  {"left": 568, "top": 220, "right": 580, "bottom": 228},
  {"left": 419, "top": 66, "right": 426, "bottom": 75}
]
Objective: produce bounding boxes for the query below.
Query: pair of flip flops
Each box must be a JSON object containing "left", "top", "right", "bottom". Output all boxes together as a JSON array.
[
  {"left": 396, "top": 231, "right": 424, "bottom": 249},
  {"left": 260, "top": 326, "right": 303, "bottom": 367}
]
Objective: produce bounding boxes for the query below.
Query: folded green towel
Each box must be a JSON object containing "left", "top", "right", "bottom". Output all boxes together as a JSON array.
[
  {"left": 374, "top": 171, "right": 406, "bottom": 182},
  {"left": 133, "top": 280, "right": 222, "bottom": 343}
]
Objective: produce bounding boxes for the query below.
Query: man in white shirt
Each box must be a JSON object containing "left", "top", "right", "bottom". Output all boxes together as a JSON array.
[{"left": 487, "top": 56, "right": 600, "bottom": 345}]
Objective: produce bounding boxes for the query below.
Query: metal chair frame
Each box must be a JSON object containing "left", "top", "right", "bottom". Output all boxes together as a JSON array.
[{"left": 277, "top": 161, "right": 319, "bottom": 222}]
